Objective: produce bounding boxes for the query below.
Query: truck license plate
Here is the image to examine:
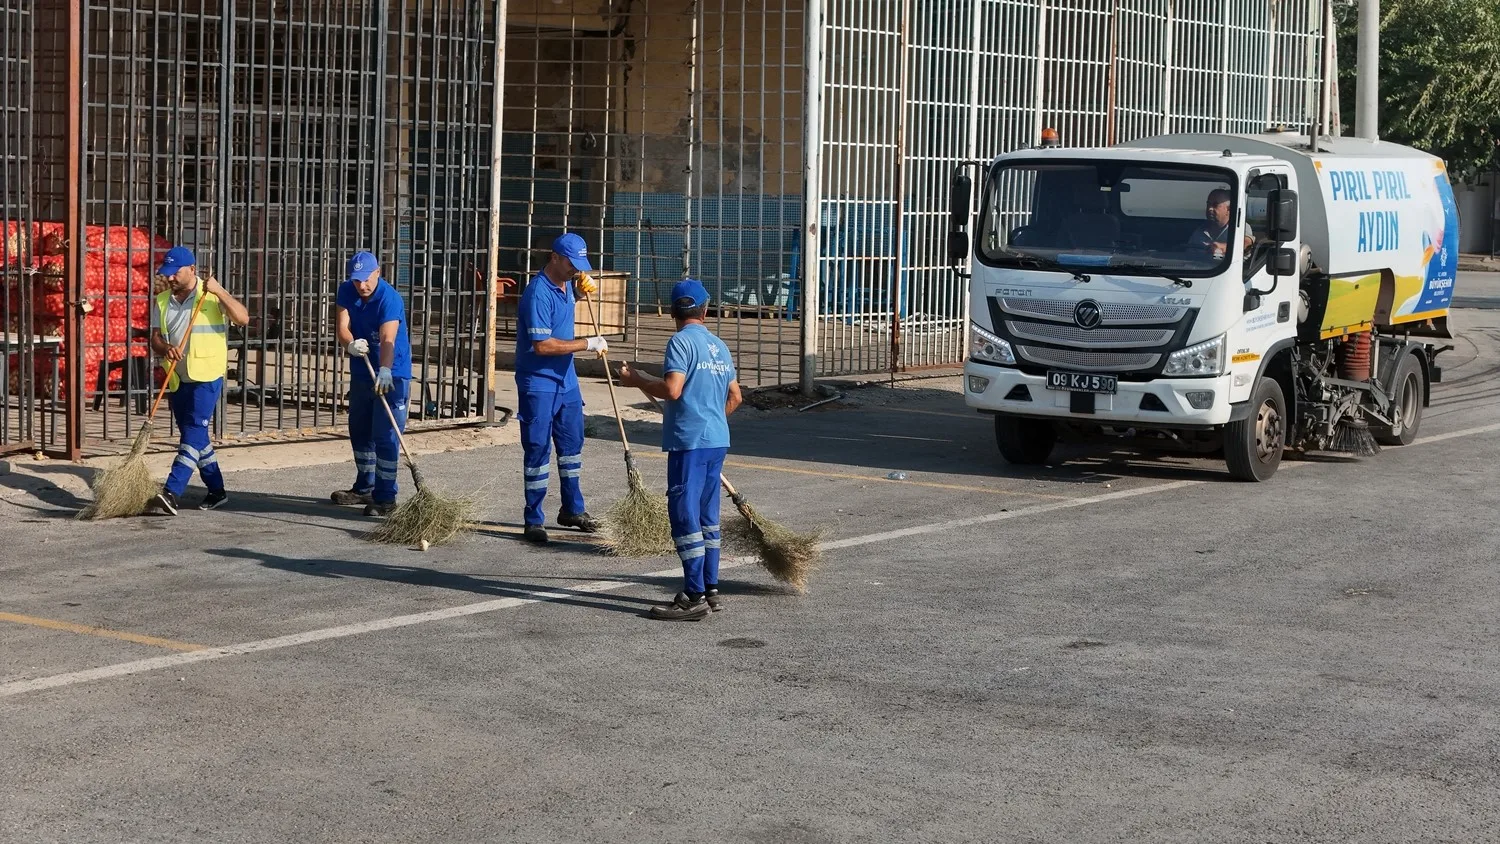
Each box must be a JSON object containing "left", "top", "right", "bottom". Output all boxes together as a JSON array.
[{"left": 1046, "top": 370, "right": 1118, "bottom": 394}]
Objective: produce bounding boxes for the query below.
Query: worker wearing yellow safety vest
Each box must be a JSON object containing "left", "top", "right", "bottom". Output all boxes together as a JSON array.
[{"left": 146, "top": 246, "right": 250, "bottom": 516}]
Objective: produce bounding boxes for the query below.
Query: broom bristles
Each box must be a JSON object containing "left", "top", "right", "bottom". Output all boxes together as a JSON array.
[
  {"left": 601, "top": 466, "right": 673, "bottom": 557},
  {"left": 728, "top": 496, "right": 823, "bottom": 592},
  {"left": 77, "top": 422, "right": 161, "bottom": 521},
  {"left": 1331, "top": 418, "right": 1381, "bottom": 457},
  {"left": 367, "top": 485, "right": 475, "bottom": 546}
]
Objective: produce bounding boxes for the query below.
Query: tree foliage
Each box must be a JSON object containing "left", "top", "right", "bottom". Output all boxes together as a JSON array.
[{"left": 1336, "top": 0, "right": 1500, "bottom": 179}]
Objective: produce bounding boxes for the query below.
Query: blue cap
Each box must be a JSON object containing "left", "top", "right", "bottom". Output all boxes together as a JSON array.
[
  {"left": 671, "top": 278, "right": 710, "bottom": 308},
  {"left": 346, "top": 251, "right": 380, "bottom": 282},
  {"left": 156, "top": 246, "right": 195, "bottom": 277},
  {"left": 551, "top": 232, "right": 592, "bottom": 272}
]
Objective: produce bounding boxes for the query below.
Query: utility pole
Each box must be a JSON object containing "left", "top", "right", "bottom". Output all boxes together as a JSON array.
[{"left": 1354, "top": 0, "right": 1379, "bottom": 140}]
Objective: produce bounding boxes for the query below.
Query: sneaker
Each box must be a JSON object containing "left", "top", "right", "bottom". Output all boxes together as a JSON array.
[
  {"left": 331, "top": 489, "right": 374, "bottom": 506},
  {"left": 523, "top": 524, "right": 550, "bottom": 545},
  {"left": 149, "top": 490, "right": 179, "bottom": 516},
  {"left": 557, "top": 511, "right": 601, "bottom": 533},
  {"left": 649, "top": 592, "right": 710, "bottom": 622},
  {"left": 198, "top": 490, "right": 229, "bottom": 511},
  {"left": 364, "top": 502, "right": 396, "bottom": 517},
  {"left": 705, "top": 587, "right": 723, "bottom": 612}
]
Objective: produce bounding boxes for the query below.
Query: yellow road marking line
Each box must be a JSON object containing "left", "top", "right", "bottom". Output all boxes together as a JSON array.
[
  {"left": 637, "top": 451, "right": 1073, "bottom": 501},
  {"left": 0, "top": 612, "right": 207, "bottom": 653}
]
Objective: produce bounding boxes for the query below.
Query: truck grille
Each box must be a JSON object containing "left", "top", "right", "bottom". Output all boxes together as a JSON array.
[
  {"left": 1000, "top": 297, "right": 1187, "bottom": 325},
  {"left": 1005, "top": 320, "right": 1175, "bottom": 349},
  {"left": 1016, "top": 346, "right": 1162, "bottom": 372}
]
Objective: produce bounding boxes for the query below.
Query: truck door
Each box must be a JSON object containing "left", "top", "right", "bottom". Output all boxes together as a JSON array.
[{"left": 1242, "top": 169, "right": 1298, "bottom": 321}]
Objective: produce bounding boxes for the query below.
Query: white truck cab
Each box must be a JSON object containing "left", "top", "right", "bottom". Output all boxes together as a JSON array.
[{"left": 951, "top": 132, "right": 1459, "bottom": 480}]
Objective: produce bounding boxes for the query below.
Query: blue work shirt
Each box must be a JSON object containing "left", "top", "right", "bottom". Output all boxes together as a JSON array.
[
  {"left": 661, "top": 323, "right": 735, "bottom": 452},
  {"left": 515, "top": 273, "right": 580, "bottom": 396},
  {"left": 337, "top": 279, "right": 412, "bottom": 380}
]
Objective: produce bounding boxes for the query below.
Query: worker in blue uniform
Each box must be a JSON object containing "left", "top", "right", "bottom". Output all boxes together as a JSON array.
[
  {"left": 332, "top": 251, "right": 412, "bottom": 518},
  {"left": 619, "top": 279, "right": 743, "bottom": 621},
  {"left": 515, "top": 232, "right": 610, "bottom": 544}
]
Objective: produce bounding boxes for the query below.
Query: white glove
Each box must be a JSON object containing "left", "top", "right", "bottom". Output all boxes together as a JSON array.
[
  {"left": 375, "top": 366, "right": 394, "bottom": 395},
  {"left": 346, "top": 338, "right": 369, "bottom": 357},
  {"left": 586, "top": 336, "right": 609, "bottom": 354}
]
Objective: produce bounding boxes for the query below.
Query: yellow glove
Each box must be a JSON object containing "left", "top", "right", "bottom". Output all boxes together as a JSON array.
[{"left": 575, "top": 272, "right": 598, "bottom": 298}]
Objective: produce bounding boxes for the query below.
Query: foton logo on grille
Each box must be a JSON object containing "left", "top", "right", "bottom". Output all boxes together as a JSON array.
[{"left": 1073, "top": 299, "right": 1103, "bottom": 330}]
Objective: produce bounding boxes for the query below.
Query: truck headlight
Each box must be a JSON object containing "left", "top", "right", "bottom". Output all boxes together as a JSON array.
[
  {"left": 969, "top": 323, "right": 1015, "bottom": 366},
  {"left": 1163, "top": 334, "right": 1226, "bottom": 377}
]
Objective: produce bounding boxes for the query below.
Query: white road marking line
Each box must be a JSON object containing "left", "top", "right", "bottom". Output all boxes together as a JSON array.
[
  {"left": 4, "top": 419, "right": 1497, "bottom": 701},
  {"left": 1408, "top": 421, "right": 1500, "bottom": 445}
]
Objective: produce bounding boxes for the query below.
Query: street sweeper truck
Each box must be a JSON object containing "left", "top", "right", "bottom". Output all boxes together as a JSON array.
[{"left": 949, "top": 131, "right": 1459, "bottom": 481}]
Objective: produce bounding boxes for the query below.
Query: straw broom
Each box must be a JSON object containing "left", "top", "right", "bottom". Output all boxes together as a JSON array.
[
  {"left": 77, "top": 286, "right": 210, "bottom": 520},
  {"left": 360, "top": 355, "right": 475, "bottom": 547},
  {"left": 639, "top": 395, "right": 822, "bottom": 590},
  {"left": 581, "top": 289, "right": 673, "bottom": 558}
]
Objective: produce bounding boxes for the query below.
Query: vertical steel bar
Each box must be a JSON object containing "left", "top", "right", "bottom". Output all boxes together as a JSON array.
[
  {"left": 797, "top": 0, "right": 823, "bottom": 394},
  {"left": 483, "top": 0, "right": 507, "bottom": 421},
  {"left": 1033, "top": 0, "right": 1046, "bottom": 144},
  {"left": 1161, "top": 0, "right": 1174, "bottom": 134},
  {"left": 63, "top": 0, "right": 84, "bottom": 459},
  {"left": 889, "top": 0, "right": 908, "bottom": 377}
]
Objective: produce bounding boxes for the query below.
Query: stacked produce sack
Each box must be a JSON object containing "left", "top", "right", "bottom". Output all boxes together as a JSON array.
[{"left": 1, "top": 222, "right": 166, "bottom": 401}]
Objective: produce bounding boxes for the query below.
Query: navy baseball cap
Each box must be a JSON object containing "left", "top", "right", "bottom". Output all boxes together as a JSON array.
[
  {"left": 671, "top": 278, "right": 710, "bottom": 308},
  {"left": 346, "top": 251, "right": 381, "bottom": 282},
  {"left": 156, "top": 246, "right": 195, "bottom": 277},
  {"left": 551, "top": 232, "right": 592, "bottom": 272}
]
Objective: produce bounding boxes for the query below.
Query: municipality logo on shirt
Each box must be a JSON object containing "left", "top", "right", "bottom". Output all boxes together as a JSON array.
[{"left": 697, "top": 343, "right": 731, "bottom": 375}]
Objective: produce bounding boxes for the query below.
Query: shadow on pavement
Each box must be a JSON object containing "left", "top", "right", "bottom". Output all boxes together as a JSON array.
[{"left": 206, "top": 547, "right": 670, "bottom": 618}]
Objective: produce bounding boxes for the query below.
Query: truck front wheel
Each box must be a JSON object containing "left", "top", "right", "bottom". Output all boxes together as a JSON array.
[
  {"left": 994, "top": 415, "right": 1057, "bottom": 465},
  {"left": 1374, "top": 353, "right": 1424, "bottom": 446},
  {"left": 1224, "top": 377, "right": 1285, "bottom": 482}
]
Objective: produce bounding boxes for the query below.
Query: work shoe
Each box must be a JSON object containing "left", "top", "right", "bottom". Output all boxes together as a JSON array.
[
  {"left": 523, "top": 524, "right": 550, "bottom": 545},
  {"left": 649, "top": 592, "right": 710, "bottom": 622},
  {"left": 149, "top": 490, "right": 179, "bottom": 516},
  {"left": 557, "top": 511, "right": 601, "bottom": 533},
  {"left": 330, "top": 489, "right": 374, "bottom": 506},
  {"left": 364, "top": 502, "right": 397, "bottom": 518},
  {"left": 198, "top": 490, "right": 229, "bottom": 511},
  {"left": 705, "top": 587, "right": 724, "bottom": 612}
]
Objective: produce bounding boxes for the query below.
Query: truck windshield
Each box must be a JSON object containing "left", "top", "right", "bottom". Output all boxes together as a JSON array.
[{"left": 977, "top": 161, "right": 1238, "bottom": 277}]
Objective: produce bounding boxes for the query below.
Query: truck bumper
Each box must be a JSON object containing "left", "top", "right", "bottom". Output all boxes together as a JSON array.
[{"left": 963, "top": 360, "right": 1238, "bottom": 428}]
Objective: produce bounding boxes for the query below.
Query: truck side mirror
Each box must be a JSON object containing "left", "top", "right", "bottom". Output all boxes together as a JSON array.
[
  {"left": 1266, "top": 189, "right": 1298, "bottom": 243},
  {"left": 1268, "top": 246, "right": 1297, "bottom": 277},
  {"left": 950, "top": 170, "right": 972, "bottom": 230},
  {"left": 947, "top": 231, "right": 970, "bottom": 264}
]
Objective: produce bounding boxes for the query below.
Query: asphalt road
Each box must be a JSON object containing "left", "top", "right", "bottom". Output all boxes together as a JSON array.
[{"left": 2, "top": 311, "right": 1498, "bottom": 843}]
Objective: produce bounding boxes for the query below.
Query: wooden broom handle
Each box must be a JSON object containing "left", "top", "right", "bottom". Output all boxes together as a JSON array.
[
  {"left": 638, "top": 391, "right": 738, "bottom": 498},
  {"left": 145, "top": 281, "right": 212, "bottom": 422},
  {"left": 361, "top": 354, "right": 415, "bottom": 463},
  {"left": 581, "top": 290, "right": 632, "bottom": 452}
]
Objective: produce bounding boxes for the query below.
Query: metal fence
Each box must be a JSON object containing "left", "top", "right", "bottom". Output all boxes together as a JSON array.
[
  {"left": 811, "top": 0, "right": 1329, "bottom": 378},
  {"left": 497, "top": 0, "right": 805, "bottom": 390},
  {"left": 2, "top": 0, "right": 498, "bottom": 459},
  {"left": 1, "top": 1, "right": 1332, "bottom": 455}
]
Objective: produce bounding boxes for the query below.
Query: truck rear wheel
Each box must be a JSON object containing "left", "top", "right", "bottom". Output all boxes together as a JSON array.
[
  {"left": 994, "top": 414, "right": 1056, "bottom": 465},
  {"left": 1224, "top": 377, "right": 1285, "bottom": 482},
  {"left": 1374, "top": 354, "right": 1424, "bottom": 446}
]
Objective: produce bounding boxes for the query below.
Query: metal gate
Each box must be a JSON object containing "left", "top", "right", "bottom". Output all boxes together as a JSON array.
[
  {"left": 809, "top": 0, "right": 1331, "bottom": 380},
  {"left": 499, "top": 0, "right": 805, "bottom": 389},
  {"left": 1, "top": 2, "right": 65, "bottom": 454},
  {"left": 2, "top": 0, "right": 499, "bottom": 459}
]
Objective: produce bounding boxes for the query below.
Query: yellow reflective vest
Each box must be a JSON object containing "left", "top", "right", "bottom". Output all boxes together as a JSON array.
[{"left": 156, "top": 285, "right": 229, "bottom": 391}]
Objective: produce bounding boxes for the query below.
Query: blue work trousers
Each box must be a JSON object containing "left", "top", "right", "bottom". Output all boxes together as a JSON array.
[
  {"left": 519, "top": 389, "right": 586, "bottom": 526},
  {"left": 164, "top": 378, "right": 226, "bottom": 497},
  {"left": 348, "top": 376, "right": 410, "bottom": 504},
  {"left": 667, "top": 447, "right": 727, "bottom": 597}
]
